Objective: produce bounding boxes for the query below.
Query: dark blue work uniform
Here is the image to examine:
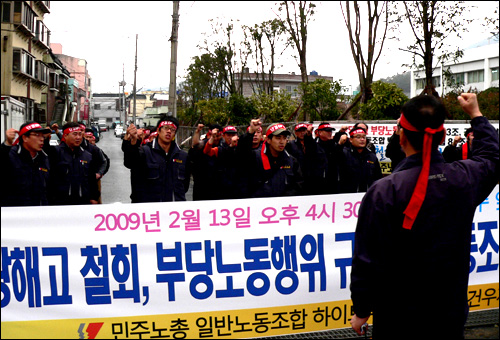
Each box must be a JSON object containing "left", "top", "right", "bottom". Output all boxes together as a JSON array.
[
  {"left": 350, "top": 116, "right": 499, "bottom": 339},
  {"left": 287, "top": 135, "right": 320, "bottom": 195},
  {"left": 315, "top": 138, "right": 341, "bottom": 194},
  {"left": 123, "top": 138, "right": 190, "bottom": 202},
  {"left": 338, "top": 145, "right": 383, "bottom": 193},
  {"left": 1, "top": 144, "right": 50, "bottom": 206},
  {"left": 188, "top": 138, "right": 219, "bottom": 201},
  {"left": 47, "top": 143, "right": 98, "bottom": 205},
  {"left": 248, "top": 144, "right": 303, "bottom": 198}
]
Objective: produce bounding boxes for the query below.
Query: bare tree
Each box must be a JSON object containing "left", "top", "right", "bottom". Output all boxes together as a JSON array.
[
  {"left": 244, "top": 19, "right": 288, "bottom": 96},
  {"left": 276, "top": 1, "right": 316, "bottom": 84},
  {"left": 396, "top": 1, "right": 474, "bottom": 96},
  {"left": 339, "top": 1, "right": 389, "bottom": 120},
  {"left": 200, "top": 18, "right": 251, "bottom": 96}
]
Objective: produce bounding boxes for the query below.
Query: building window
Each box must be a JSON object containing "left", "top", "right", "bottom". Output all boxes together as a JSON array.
[
  {"left": 467, "top": 70, "right": 484, "bottom": 84},
  {"left": 491, "top": 68, "right": 499, "bottom": 82},
  {"left": 432, "top": 76, "right": 441, "bottom": 88},
  {"left": 13, "top": 1, "right": 35, "bottom": 35},
  {"left": 94, "top": 104, "right": 101, "bottom": 110},
  {"left": 415, "top": 78, "right": 425, "bottom": 90},
  {"left": 35, "top": 19, "right": 50, "bottom": 47},
  {"left": 21, "top": 98, "right": 35, "bottom": 121},
  {"left": 49, "top": 72, "right": 59, "bottom": 90},
  {"left": 1, "top": 2, "right": 12, "bottom": 23},
  {"left": 448, "top": 72, "right": 465, "bottom": 85},
  {"left": 35, "top": 61, "right": 49, "bottom": 84},
  {"left": 12, "top": 48, "right": 35, "bottom": 78},
  {"left": 416, "top": 77, "right": 440, "bottom": 89}
]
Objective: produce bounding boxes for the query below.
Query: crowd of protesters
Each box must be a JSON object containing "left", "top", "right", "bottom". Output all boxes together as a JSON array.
[
  {"left": 117, "top": 115, "right": 385, "bottom": 203},
  {"left": 1, "top": 121, "right": 109, "bottom": 206},
  {"left": 1, "top": 93, "right": 497, "bottom": 208}
]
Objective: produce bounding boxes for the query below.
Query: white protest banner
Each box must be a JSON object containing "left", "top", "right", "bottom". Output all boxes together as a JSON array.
[{"left": 1, "top": 186, "right": 498, "bottom": 339}]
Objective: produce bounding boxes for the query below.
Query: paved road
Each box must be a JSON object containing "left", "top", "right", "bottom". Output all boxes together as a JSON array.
[
  {"left": 98, "top": 129, "right": 193, "bottom": 204},
  {"left": 96, "top": 130, "right": 132, "bottom": 204}
]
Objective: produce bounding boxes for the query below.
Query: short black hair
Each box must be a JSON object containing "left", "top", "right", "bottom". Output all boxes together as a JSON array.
[
  {"left": 209, "top": 123, "right": 223, "bottom": 131},
  {"left": 401, "top": 95, "right": 446, "bottom": 151},
  {"left": 353, "top": 122, "right": 368, "bottom": 131}
]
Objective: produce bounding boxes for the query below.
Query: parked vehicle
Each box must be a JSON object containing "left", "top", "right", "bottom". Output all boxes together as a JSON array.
[
  {"left": 99, "top": 123, "right": 107, "bottom": 132},
  {"left": 115, "top": 125, "right": 124, "bottom": 138},
  {"left": 49, "top": 132, "right": 60, "bottom": 146}
]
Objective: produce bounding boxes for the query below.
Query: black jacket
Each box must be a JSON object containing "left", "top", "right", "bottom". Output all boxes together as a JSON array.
[
  {"left": 123, "top": 139, "right": 190, "bottom": 202},
  {"left": 188, "top": 139, "right": 220, "bottom": 201},
  {"left": 315, "top": 138, "right": 341, "bottom": 194},
  {"left": 82, "top": 139, "right": 109, "bottom": 177},
  {"left": 385, "top": 132, "right": 406, "bottom": 172},
  {"left": 338, "top": 145, "right": 383, "bottom": 193},
  {"left": 442, "top": 142, "right": 472, "bottom": 163},
  {"left": 287, "top": 135, "right": 320, "bottom": 195},
  {"left": 47, "top": 142, "right": 99, "bottom": 205},
  {"left": 1, "top": 144, "right": 50, "bottom": 206},
  {"left": 248, "top": 143, "right": 303, "bottom": 198},
  {"left": 203, "top": 140, "right": 240, "bottom": 200},
  {"left": 350, "top": 116, "right": 499, "bottom": 338}
]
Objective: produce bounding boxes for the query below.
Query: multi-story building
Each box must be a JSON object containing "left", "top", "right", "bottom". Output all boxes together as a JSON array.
[
  {"left": 42, "top": 48, "right": 71, "bottom": 125},
  {"left": 127, "top": 91, "right": 171, "bottom": 126},
  {"left": 143, "top": 93, "right": 170, "bottom": 127},
  {"left": 235, "top": 69, "right": 334, "bottom": 98},
  {"left": 50, "top": 43, "right": 91, "bottom": 123},
  {"left": 93, "top": 93, "right": 125, "bottom": 128},
  {"left": 1, "top": 1, "right": 51, "bottom": 126},
  {"left": 410, "top": 41, "right": 499, "bottom": 98}
]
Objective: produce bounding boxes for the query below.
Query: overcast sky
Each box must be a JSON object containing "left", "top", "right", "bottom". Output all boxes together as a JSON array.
[{"left": 44, "top": 1, "right": 498, "bottom": 94}]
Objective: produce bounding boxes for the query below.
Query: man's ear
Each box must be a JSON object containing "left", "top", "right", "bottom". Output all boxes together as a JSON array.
[{"left": 399, "top": 128, "right": 406, "bottom": 147}]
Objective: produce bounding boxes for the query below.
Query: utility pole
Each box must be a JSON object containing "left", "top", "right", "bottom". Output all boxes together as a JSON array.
[
  {"left": 133, "top": 34, "right": 138, "bottom": 125},
  {"left": 119, "top": 64, "right": 126, "bottom": 125},
  {"left": 168, "top": 1, "right": 180, "bottom": 117}
]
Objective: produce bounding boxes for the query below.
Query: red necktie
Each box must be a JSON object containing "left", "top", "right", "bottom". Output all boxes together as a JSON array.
[{"left": 400, "top": 114, "right": 444, "bottom": 230}]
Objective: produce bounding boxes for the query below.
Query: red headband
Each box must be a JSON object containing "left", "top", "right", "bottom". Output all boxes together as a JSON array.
[
  {"left": 318, "top": 123, "right": 332, "bottom": 130},
  {"left": 158, "top": 121, "right": 177, "bottom": 130},
  {"left": 12, "top": 123, "right": 44, "bottom": 145},
  {"left": 295, "top": 123, "right": 309, "bottom": 131},
  {"left": 64, "top": 127, "right": 82, "bottom": 135},
  {"left": 349, "top": 129, "right": 366, "bottom": 136},
  {"left": 399, "top": 114, "right": 444, "bottom": 230},
  {"left": 223, "top": 126, "right": 237, "bottom": 134},
  {"left": 266, "top": 124, "right": 287, "bottom": 137}
]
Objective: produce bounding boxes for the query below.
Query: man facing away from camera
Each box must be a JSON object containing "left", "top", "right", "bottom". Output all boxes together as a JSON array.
[{"left": 350, "top": 93, "right": 499, "bottom": 339}]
